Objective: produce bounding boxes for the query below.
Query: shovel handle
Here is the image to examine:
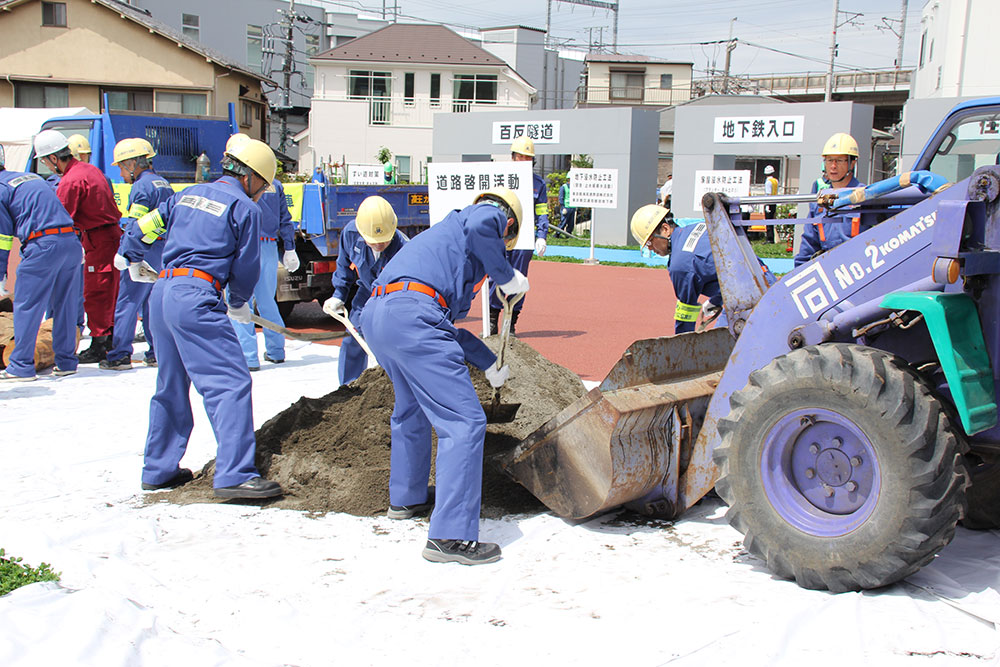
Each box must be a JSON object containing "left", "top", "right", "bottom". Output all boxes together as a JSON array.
[{"left": 328, "top": 308, "right": 375, "bottom": 358}]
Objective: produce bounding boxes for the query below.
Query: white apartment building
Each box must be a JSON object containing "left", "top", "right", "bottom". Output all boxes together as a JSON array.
[{"left": 913, "top": 0, "right": 1000, "bottom": 98}]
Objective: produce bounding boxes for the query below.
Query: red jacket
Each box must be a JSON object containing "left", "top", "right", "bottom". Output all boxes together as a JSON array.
[{"left": 56, "top": 158, "right": 120, "bottom": 232}]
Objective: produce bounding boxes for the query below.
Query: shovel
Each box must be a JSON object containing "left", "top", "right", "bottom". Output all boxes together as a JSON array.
[
  {"left": 249, "top": 313, "right": 347, "bottom": 342},
  {"left": 483, "top": 288, "right": 524, "bottom": 423},
  {"left": 325, "top": 308, "right": 375, "bottom": 359}
]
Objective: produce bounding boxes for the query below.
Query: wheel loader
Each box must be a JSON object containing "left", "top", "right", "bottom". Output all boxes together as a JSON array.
[{"left": 503, "top": 97, "right": 1000, "bottom": 592}]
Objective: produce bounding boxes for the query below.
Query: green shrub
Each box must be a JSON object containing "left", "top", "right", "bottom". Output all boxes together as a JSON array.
[{"left": 0, "top": 548, "right": 60, "bottom": 596}]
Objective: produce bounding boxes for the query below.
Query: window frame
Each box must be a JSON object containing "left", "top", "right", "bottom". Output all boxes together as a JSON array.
[
  {"left": 41, "top": 1, "right": 67, "bottom": 27},
  {"left": 182, "top": 13, "right": 199, "bottom": 40}
]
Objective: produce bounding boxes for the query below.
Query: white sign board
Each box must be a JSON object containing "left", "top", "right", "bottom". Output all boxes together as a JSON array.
[
  {"left": 693, "top": 170, "right": 751, "bottom": 210},
  {"left": 714, "top": 115, "right": 804, "bottom": 143},
  {"left": 492, "top": 120, "right": 561, "bottom": 145},
  {"left": 427, "top": 161, "right": 535, "bottom": 251},
  {"left": 568, "top": 168, "right": 618, "bottom": 209},
  {"left": 347, "top": 164, "right": 383, "bottom": 185}
]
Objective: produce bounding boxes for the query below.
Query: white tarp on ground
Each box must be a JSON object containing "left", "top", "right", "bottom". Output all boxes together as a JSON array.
[
  {"left": 1, "top": 337, "right": 1000, "bottom": 666},
  {"left": 0, "top": 107, "right": 91, "bottom": 171}
]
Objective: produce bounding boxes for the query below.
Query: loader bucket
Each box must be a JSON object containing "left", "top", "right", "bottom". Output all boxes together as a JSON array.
[{"left": 501, "top": 328, "right": 734, "bottom": 520}]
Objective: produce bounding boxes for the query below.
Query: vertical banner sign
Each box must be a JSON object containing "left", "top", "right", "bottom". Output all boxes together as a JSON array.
[
  {"left": 692, "top": 170, "right": 751, "bottom": 210},
  {"left": 347, "top": 164, "right": 384, "bottom": 185},
  {"left": 492, "top": 121, "right": 561, "bottom": 144},
  {"left": 427, "top": 162, "right": 534, "bottom": 250},
  {"left": 568, "top": 168, "right": 618, "bottom": 209}
]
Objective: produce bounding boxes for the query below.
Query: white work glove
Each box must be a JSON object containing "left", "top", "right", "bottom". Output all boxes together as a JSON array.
[
  {"left": 128, "top": 260, "right": 158, "bottom": 283},
  {"left": 701, "top": 301, "right": 722, "bottom": 320},
  {"left": 282, "top": 249, "right": 300, "bottom": 273},
  {"left": 322, "top": 296, "right": 347, "bottom": 319},
  {"left": 498, "top": 269, "right": 530, "bottom": 296},
  {"left": 113, "top": 253, "right": 129, "bottom": 271},
  {"left": 534, "top": 237, "right": 547, "bottom": 257},
  {"left": 484, "top": 363, "right": 509, "bottom": 389},
  {"left": 227, "top": 302, "right": 252, "bottom": 324},
  {"left": 0, "top": 277, "right": 9, "bottom": 298}
]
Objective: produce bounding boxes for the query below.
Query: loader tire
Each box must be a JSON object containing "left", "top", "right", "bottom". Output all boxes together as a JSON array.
[{"left": 714, "top": 343, "right": 968, "bottom": 592}]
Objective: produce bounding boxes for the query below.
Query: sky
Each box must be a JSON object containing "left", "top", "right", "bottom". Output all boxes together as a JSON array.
[{"left": 304, "top": 0, "right": 926, "bottom": 77}]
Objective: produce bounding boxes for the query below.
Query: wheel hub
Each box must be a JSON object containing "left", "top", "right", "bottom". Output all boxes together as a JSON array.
[{"left": 762, "top": 408, "right": 881, "bottom": 536}]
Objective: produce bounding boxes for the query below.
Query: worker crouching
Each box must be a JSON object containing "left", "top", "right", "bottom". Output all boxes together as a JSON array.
[
  {"left": 361, "top": 187, "right": 529, "bottom": 565},
  {"left": 120, "top": 138, "right": 283, "bottom": 499}
]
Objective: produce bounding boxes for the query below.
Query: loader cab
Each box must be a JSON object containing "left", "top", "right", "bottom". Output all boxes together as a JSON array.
[{"left": 914, "top": 99, "right": 1000, "bottom": 183}]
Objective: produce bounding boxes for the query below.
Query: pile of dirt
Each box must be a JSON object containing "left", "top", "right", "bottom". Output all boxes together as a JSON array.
[{"left": 158, "top": 337, "right": 588, "bottom": 518}]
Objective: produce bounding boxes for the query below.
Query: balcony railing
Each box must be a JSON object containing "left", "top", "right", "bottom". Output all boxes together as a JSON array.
[
  {"left": 325, "top": 95, "right": 525, "bottom": 127},
  {"left": 577, "top": 85, "right": 693, "bottom": 106}
]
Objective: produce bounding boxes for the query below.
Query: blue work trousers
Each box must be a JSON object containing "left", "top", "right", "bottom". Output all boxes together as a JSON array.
[
  {"left": 142, "top": 277, "right": 260, "bottom": 488},
  {"left": 7, "top": 234, "right": 82, "bottom": 377},
  {"left": 488, "top": 248, "right": 531, "bottom": 313},
  {"left": 233, "top": 240, "right": 284, "bottom": 366},
  {"left": 337, "top": 310, "right": 368, "bottom": 386},
  {"left": 362, "top": 292, "right": 487, "bottom": 541},
  {"left": 106, "top": 243, "right": 162, "bottom": 363}
]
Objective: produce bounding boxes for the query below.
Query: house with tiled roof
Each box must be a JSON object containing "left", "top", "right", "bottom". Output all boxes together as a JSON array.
[
  {"left": 300, "top": 23, "right": 537, "bottom": 181},
  {"left": 0, "top": 0, "right": 271, "bottom": 139}
]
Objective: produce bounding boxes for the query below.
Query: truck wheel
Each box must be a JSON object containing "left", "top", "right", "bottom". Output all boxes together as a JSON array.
[
  {"left": 277, "top": 301, "right": 295, "bottom": 321},
  {"left": 714, "top": 343, "right": 968, "bottom": 592},
  {"left": 962, "top": 456, "right": 1000, "bottom": 529}
]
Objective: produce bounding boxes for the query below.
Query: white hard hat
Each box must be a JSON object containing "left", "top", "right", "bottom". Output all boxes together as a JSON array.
[
  {"left": 34, "top": 129, "right": 70, "bottom": 159},
  {"left": 764, "top": 165, "right": 775, "bottom": 175}
]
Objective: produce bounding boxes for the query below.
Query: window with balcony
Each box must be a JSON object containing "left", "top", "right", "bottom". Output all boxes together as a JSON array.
[
  {"left": 155, "top": 92, "right": 207, "bottom": 115},
  {"left": 349, "top": 71, "right": 391, "bottom": 124},
  {"left": 430, "top": 73, "right": 441, "bottom": 107},
  {"left": 659, "top": 74, "right": 673, "bottom": 89},
  {"left": 103, "top": 87, "right": 153, "bottom": 112},
  {"left": 453, "top": 74, "right": 497, "bottom": 112},
  {"left": 247, "top": 25, "right": 263, "bottom": 73},
  {"left": 610, "top": 70, "right": 644, "bottom": 101},
  {"left": 14, "top": 82, "right": 68, "bottom": 108},
  {"left": 404, "top": 72, "right": 415, "bottom": 106},
  {"left": 41, "top": 2, "right": 66, "bottom": 27},
  {"left": 304, "top": 33, "right": 319, "bottom": 89},
  {"left": 182, "top": 14, "right": 199, "bottom": 40}
]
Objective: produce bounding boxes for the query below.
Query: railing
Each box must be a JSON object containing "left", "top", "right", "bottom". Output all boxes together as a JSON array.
[
  {"left": 576, "top": 85, "right": 693, "bottom": 106},
  {"left": 691, "top": 68, "right": 914, "bottom": 98},
  {"left": 326, "top": 94, "right": 524, "bottom": 126}
]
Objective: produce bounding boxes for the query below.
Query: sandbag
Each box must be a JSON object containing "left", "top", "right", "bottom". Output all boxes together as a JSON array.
[{"left": 0, "top": 313, "right": 70, "bottom": 371}]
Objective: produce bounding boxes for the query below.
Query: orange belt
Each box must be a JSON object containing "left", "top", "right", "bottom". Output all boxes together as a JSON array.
[
  {"left": 158, "top": 267, "right": 223, "bottom": 292},
  {"left": 261, "top": 236, "right": 277, "bottom": 242},
  {"left": 27, "top": 225, "right": 75, "bottom": 242},
  {"left": 372, "top": 281, "right": 447, "bottom": 309}
]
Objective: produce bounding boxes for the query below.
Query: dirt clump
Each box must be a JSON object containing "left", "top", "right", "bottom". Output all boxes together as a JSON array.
[{"left": 157, "top": 337, "right": 587, "bottom": 517}]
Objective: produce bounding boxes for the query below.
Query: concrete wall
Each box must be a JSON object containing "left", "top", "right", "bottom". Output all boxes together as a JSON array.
[
  {"left": 673, "top": 99, "right": 874, "bottom": 219},
  {"left": 913, "top": 0, "right": 1000, "bottom": 99},
  {"left": 0, "top": 0, "right": 265, "bottom": 136},
  {"left": 433, "top": 107, "right": 660, "bottom": 245}
]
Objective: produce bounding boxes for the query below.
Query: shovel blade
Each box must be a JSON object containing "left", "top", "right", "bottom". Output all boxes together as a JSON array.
[{"left": 484, "top": 402, "right": 521, "bottom": 423}]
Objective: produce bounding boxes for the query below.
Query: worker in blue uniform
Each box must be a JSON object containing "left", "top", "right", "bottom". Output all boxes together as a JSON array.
[
  {"left": 794, "top": 132, "right": 868, "bottom": 266},
  {"left": 361, "top": 187, "right": 528, "bottom": 566},
  {"left": 488, "top": 136, "right": 548, "bottom": 335},
  {"left": 225, "top": 134, "right": 300, "bottom": 370},
  {"left": 120, "top": 138, "right": 283, "bottom": 499},
  {"left": 0, "top": 145, "right": 84, "bottom": 381},
  {"left": 322, "top": 195, "right": 406, "bottom": 386},
  {"left": 631, "top": 204, "right": 776, "bottom": 334},
  {"left": 100, "top": 138, "right": 174, "bottom": 371}
]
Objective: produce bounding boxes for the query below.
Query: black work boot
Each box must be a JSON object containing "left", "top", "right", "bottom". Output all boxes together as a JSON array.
[
  {"left": 422, "top": 539, "right": 502, "bottom": 565},
  {"left": 489, "top": 308, "right": 501, "bottom": 336},
  {"left": 77, "top": 334, "right": 110, "bottom": 364},
  {"left": 510, "top": 310, "right": 520, "bottom": 336}
]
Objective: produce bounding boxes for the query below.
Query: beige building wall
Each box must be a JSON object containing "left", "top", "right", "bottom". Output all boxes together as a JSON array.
[{"left": 0, "top": 0, "right": 266, "bottom": 136}]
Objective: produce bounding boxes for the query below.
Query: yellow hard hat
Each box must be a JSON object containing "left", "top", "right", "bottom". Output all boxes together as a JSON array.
[
  {"left": 226, "top": 133, "right": 251, "bottom": 152},
  {"left": 67, "top": 134, "right": 91, "bottom": 159},
  {"left": 225, "top": 138, "right": 277, "bottom": 186},
  {"left": 112, "top": 137, "right": 156, "bottom": 165},
  {"left": 511, "top": 136, "right": 535, "bottom": 157},
  {"left": 630, "top": 204, "right": 672, "bottom": 246},
  {"left": 475, "top": 187, "right": 522, "bottom": 250},
  {"left": 355, "top": 195, "right": 398, "bottom": 244},
  {"left": 821, "top": 132, "right": 859, "bottom": 158}
]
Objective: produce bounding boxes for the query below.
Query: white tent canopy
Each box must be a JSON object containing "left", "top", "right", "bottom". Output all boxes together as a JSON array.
[{"left": 0, "top": 107, "right": 92, "bottom": 171}]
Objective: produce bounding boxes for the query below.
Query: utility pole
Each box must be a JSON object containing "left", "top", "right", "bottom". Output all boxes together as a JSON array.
[
  {"left": 825, "top": 0, "right": 840, "bottom": 102},
  {"left": 722, "top": 17, "right": 736, "bottom": 94},
  {"left": 278, "top": 0, "right": 295, "bottom": 153},
  {"left": 895, "top": 0, "right": 908, "bottom": 69}
]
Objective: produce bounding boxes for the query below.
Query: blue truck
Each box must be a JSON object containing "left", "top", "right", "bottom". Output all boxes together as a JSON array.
[{"left": 30, "top": 103, "right": 431, "bottom": 316}]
